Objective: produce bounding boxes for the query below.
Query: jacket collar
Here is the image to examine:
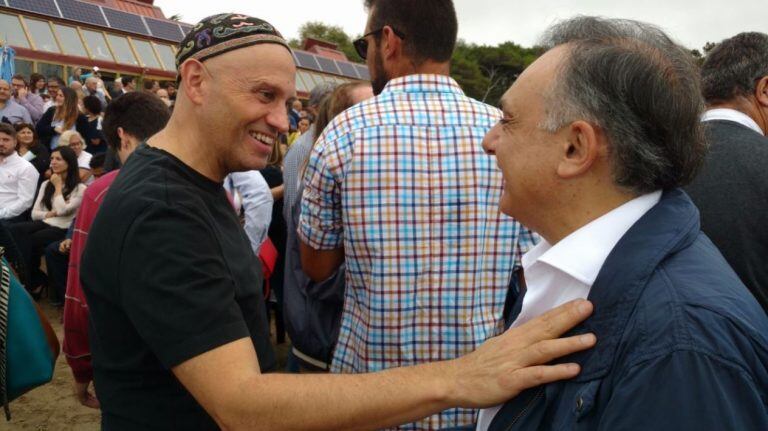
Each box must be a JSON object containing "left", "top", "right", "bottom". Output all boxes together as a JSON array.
[{"left": 561, "top": 188, "right": 701, "bottom": 381}]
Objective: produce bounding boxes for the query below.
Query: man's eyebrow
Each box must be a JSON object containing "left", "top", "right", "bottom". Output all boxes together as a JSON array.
[
  {"left": 498, "top": 99, "right": 510, "bottom": 114},
  {"left": 498, "top": 100, "right": 515, "bottom": 118}
]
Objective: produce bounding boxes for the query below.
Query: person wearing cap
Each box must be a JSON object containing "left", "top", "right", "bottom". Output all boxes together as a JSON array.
[{"left": 80, "top": 13, "right": 596, "bottom": 430}]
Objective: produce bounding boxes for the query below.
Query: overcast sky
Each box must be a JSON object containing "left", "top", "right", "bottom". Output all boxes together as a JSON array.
[{"left": 154, "top": 0, "right": 765, "bottom": 50}]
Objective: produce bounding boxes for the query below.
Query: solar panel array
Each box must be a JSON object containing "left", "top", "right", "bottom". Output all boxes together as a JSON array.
[
  {"left": 2, "top": 0, "right": 371, "bottom": 81},
  {"left": 57, "top": 0, "right": 104, "bottom": 26},
  {"left": 103, "top": 7, "right": 148, "bottom": 36},
  {"left": 3, "top": 0, "right": 185, "bottom": 41},
  {"left": 145, "top": 17, "right": 183, "bottom": 41},
  {"left": 7, "top": 0, "right": 58, "bottom": 17}
]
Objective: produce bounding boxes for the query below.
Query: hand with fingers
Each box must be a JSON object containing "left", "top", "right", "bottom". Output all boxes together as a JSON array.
[{"left": 446, "top": 299, "right": 596, "bottom": 408}]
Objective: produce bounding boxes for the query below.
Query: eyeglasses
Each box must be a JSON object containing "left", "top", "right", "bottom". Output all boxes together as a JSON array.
[
  {"left": 69, "top": 140, "right": 83, "bottom": 147},
  {"left": 353, "top": 26, "right": 406, "bottom": 60}
]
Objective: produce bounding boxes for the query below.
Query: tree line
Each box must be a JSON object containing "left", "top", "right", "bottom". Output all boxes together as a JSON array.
[{"left": 292, "top": 22, "right": 717, "bottom": 108}]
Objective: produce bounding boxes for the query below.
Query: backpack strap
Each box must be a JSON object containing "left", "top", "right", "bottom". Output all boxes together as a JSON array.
[{"left": 0, "top": 247, "right": 11, "bottom": 420}]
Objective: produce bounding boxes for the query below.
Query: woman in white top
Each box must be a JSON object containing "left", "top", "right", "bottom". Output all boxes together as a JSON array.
[
  {"left": 8, "top": 146, "right": 86, "bottom": 298},
  {"left": 58, "top": 130, "right": 93, "bottom": 184}
]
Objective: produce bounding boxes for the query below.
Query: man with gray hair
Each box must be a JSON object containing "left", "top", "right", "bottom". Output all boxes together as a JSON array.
[
  {"left": 478, "top": 16, "right": 768, "bottom": 430},
  {"left": 80, "top": 13, "right": 597, "bottom": 430},
  {"left": 686, "top": 32, "right": 768, "bottom": 313},
  {"left": 83, "top": 76, "right": 107, "bottom": 110}
]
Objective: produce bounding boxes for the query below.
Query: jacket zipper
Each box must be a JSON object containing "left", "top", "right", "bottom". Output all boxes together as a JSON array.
[{"left": 505, "top": 387, "right": 545, "bottom": 431}]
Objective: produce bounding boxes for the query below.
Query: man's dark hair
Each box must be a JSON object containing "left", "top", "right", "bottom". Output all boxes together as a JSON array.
[
  {"left": 0, "top": 122, "right": 16, "bottom": 139},
  {"left": 121, "top": 76, "right": 135, "bottom": 87},
  {"left": 143, "top": 79, "right": 156, "bottom": 91},
  {"left": 48, "top": 76, "right": 65, "bottom": 86},
  {"left": 539, "top": 16, "right": 707, "bottom": 194},
  {"left": 102, "top": 92, "right": 170, "bottom": 151},
  {"left": 701, "top": 32, "right": 768, "bottom": 104},
  {"left": 89, "top": 152, "right": 106, "bottom": 170},
  {"left": 364, "top": 0, "right": 457, "bottom": 64},
  {"left": 11, "top": 74, "right": 26, "bottom": 85},
  {"left": 82, "top": 95, "right": 103, "bottom": 115}
]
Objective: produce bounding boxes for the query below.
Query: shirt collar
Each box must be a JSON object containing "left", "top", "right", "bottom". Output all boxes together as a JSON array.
[
  {"left": 0, "top": 152, "right": 20, "bottom": 166},
  {"left": 701, "top": 108, "right": 764, "bottom": 135},
  {"left": 523, "top": 191, "right": 663, "bottom": 286},
  {"left": 380, "top": 74, "right": 465, "bottom": 96}
]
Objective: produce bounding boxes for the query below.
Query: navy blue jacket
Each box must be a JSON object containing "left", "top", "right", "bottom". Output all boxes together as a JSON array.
[{"left": 489, "top": 189, "right": 768, "bottom": 430}]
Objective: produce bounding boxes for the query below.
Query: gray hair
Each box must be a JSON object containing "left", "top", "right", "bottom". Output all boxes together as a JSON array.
[
  {"left": 538, "top": 16, "right": 706, "bottom": 194},
  {"left": 701, "top": 32, "right": 768, "bottom": 104}
]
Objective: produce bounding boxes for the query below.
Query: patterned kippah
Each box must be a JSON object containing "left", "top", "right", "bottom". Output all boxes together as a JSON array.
[{"left": 175, "top": 13, "right": 291, "bottom": 70}]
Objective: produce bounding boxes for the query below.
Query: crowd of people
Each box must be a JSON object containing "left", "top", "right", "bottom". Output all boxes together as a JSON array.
[{"left": 1, "top": 0, "right": 768, "bottom": 429}]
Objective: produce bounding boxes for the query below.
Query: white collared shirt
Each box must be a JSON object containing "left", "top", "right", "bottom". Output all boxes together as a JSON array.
[
  {"left": 0, "top": 152, "right": 40, "bottom": 220},
  {"left": 476, "top": 190, "right": 662, "bottom": 431},
  {"left": 224, "top": 171, "right": 273, "bottom": 254},
  {"left": 701, "top": 108, "right": 764, "bottom": 135}
]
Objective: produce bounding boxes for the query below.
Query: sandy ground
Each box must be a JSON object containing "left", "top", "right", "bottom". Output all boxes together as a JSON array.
[
  {"left": 6, "top": 296, "right": 289, "bottom": 430},
  {"left": 6, "top": 300, "right": 100, "bottom": 431}
]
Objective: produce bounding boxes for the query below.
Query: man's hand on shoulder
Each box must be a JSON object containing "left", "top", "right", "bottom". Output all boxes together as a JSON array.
[{"left": 445, "top": 299, "right": 596, "bottom": 408}]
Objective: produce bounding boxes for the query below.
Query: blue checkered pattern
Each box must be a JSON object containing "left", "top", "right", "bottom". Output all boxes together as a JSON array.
[{"left": 299, "top": 75, "right": 537, "bottom": 430}]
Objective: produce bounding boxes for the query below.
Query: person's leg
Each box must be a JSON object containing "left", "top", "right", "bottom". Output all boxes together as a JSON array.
[
  {"left": 7, "top": 220, "right": 50, "bottom": 292},
  {"left": 44, "top": 240, "right": 69, "bottom": 305},
  {"left": 28, "top": 225, "right": 67, "bottom": 293}
]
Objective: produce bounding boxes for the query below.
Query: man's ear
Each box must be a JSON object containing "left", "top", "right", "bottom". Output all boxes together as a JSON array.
[
  {"left": 556, "top": 120, "right": 602, "bottom": 179},
  {"left": 379, "top": 25, "right": 403, "bottom": 61},
  {"left": 755, "top": 75, "right": 768, "bottom": 108},
  {"left": 178, "top": 59, "right": 208, "bottom": 105}
]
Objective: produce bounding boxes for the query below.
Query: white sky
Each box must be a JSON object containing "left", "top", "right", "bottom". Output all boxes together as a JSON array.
[{"left": 154, "top": 0, "right": 766, "bottom": 50}]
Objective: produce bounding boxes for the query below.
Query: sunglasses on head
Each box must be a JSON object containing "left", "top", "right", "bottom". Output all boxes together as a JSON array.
[{"left": 353, "top": 26, "right": 406, "bottom": 60}]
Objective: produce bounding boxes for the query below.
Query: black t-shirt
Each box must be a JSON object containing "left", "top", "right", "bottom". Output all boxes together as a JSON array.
[{"left": 81, "top": 144, "right": 276, "bottom": 430}]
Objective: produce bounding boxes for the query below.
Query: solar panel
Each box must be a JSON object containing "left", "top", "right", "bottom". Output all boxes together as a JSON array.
[
  {"left": 355, "top": 64, "right": 370, "bottom": 80},
  {"left": 57, "top": 0, "right": 106, "bottom": 26},
  {"left": 336, "top": 61, "right": 360, "bottom": 80},
  {"left": 293, "top": 51, "right": 322, "bottom": 72},
  {"left": 315, "top": 56, "right": 340, "bottom": 75},
  {"left": 145, "top": 17, "right": 183, "bottom": 42},
  {"left": 7, "top": 0, "right": 60, "bottom": 18},
  {"left": 179, "top": 23, "right": 193, "bottom": 36},
  {"left": 103, "top": 8, "right": 148, "bottom": 36}
]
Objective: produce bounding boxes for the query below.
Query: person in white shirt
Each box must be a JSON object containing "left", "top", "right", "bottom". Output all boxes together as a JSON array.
[
  {"left": 0, "top": 123, "right": 39, "bottom": 222},
  {"left": 58, "top": 130, "right": 93, "bottom": 184},
  {"left": 224, "top": 171, "right": 273, "bottom": 254},
  {"left": 475, "top": 17, "right": 768, "bottom": 431},
  {"left": 9, "top": 145, "right": 85, "bottom": 296}
]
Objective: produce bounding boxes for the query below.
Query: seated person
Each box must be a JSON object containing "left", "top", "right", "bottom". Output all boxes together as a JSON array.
[
  {"left": 9, "top": 146, "right": 85, "bottom": 298},
  {"left": 0, "top": 123, "right": 39, "bottom": 223},
  {"left": 14, "top": 122, "right": 50, "bottom": 182},
  {"left": 57, "top": 130, "right": 93, "bottom": 184}
]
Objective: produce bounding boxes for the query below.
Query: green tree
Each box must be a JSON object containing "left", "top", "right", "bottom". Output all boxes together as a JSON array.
[{"left": 451, "top": 41, "right": 542, "bottom": 106}]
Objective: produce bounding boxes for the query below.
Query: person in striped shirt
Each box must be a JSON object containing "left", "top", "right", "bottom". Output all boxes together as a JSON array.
[{"left": 299, "top": 1, "right": 537, "bottom": 429}]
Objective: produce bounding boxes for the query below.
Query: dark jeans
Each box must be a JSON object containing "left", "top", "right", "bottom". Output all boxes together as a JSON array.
[
  {"left": 9, "top": 220, "right": 67, "bottom": 290},
  {"left": 44, "top": 240, "right": 69, "bottom": 304}
]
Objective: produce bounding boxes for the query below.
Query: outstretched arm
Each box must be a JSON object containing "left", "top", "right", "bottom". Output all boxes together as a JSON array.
[{"left": 173, "top": 300, "right": 596, "bottom": 431}]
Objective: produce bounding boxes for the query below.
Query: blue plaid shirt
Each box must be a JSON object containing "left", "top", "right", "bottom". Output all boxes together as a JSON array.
[{"left": 299, "top": 75, "right": 537, "bottom": 430}]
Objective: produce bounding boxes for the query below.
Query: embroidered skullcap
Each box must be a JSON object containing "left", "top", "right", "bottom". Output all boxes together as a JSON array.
[{"left": 175, "top": 13, "right": 291, "bottom": 70}]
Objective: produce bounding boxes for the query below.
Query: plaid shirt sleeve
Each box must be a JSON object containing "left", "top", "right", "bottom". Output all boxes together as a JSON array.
[{"left": 297, "top": 129, "right": 351, "bottom": 250}]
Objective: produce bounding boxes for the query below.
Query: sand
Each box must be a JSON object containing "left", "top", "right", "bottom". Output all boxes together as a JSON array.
[{"left": 5, "top": 300, "right": 100, "bottom": 431}]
